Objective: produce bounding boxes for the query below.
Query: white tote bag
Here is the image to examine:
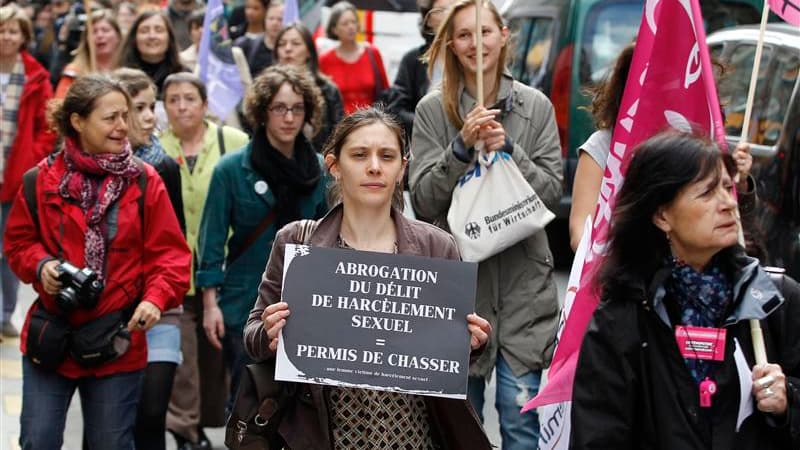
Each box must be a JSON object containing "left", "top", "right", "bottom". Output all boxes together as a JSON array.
[{"left": 447, "top": 150, "right": 555, "bottom": 262}]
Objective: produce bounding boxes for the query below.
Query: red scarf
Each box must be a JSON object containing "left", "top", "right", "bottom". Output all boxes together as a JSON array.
[{"left": 58, "top": 137, "right": 142, "bottom": 279}]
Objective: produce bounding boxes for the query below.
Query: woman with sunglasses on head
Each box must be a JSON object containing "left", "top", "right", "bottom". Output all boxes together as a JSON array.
[
  {"left": 409, "top": 1, "right": 562, "bottom": 448},
  {"left": 196, "top": 64, "right": 330, "bottom": 419},
  {"left": 275, "top": 22, "right": 344, "bottom": 151},
  {"left": 244, "top": 106, "right": 493, "bottom": 449}
]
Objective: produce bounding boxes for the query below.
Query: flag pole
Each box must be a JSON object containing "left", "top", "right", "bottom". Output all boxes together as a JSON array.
[
  {"left": 738, "top": 2, "right": 770, "bottom": 146},
  {"left": 737, "top": 1, "right": 770, "bottom": 367},
  {"left": 83, "top": 0, "right": 96, "bottom": 72},
  {"left": 475, "top": 0, "right": 483, "bottom": 108}
]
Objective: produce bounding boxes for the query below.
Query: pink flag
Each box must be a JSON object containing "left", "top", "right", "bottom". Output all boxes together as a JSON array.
[
  {"left": 769, "top": 0, "right": 800, "bottom": 26},
  {"left": 524, "top": 0, "right": 727, "bottom": 422}
]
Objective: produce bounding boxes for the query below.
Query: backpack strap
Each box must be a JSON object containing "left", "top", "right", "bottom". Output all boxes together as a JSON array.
[
  {"left": 22, "top": 166, "right": 40, "bottom": 230},
  {"left": 131, "top": 157, "right": 148, "bottom": 233},
  {"left": 217, "top": 125, "right": 226, "bottom": 156}
]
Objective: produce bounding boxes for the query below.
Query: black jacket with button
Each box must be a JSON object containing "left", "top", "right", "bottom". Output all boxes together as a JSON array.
[{"left": 570, "top": 249, "right": 800, "bottom": 449}]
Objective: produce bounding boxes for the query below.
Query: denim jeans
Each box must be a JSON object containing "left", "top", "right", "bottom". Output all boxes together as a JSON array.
[
  {"left": 20, "top": 357, "right": 144, "bottom": 450},
  {"left": 1, "top": 202, "right": 20, "bottom": 323},
  {"left": 222, "top": 326, "right": 253, "bottom": 417},
  {"left": 468, "top": 354, "right": 541, "bottom": 450}
]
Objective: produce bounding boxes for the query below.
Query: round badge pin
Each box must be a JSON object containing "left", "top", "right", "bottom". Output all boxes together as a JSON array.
[{"left": 254, "top": 180, "right": 268, "bottom": 195}]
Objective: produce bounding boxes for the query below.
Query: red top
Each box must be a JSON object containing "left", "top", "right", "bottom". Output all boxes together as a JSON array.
[
  {"left": 319, "top": 44, "right": 389, "bottom": 114},
  {"left": 0, "top": 51, "right": 56, "bottom": 203},
  {"left": 4, "top": 155, "right": 191, "bottom": 378}
]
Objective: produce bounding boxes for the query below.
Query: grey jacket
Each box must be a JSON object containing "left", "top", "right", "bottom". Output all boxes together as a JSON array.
[{"left": 409, "top": 73, "right": 562, "bottom": 377}]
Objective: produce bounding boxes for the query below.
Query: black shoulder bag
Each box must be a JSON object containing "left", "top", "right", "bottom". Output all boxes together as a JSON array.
[{"left": 225, "top": 219, "right": 318, "bottom": 450}]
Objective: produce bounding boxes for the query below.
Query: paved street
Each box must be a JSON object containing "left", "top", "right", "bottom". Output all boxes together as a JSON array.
[{"left": 0, "top": 272, "right": 566, "bottom": 450}]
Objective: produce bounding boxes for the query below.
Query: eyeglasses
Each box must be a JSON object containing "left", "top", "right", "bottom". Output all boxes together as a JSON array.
[{"left": 268, "top": 104, "right": 305, "bottom": 116}]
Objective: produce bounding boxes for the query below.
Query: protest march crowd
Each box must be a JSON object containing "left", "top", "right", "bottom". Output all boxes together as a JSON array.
[{"left": 0, "top": 0, "right": 798, "bottom": 449}]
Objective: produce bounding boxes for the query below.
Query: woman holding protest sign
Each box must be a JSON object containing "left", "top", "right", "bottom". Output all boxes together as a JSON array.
[
  {"left": 408, "top": 0, "right": 561, "bottom": 446},
  {"left": 243, "top": 107, "right": 493, "bottom": 449},
  {"left": 196, "top": 64, "right": 329, "bottom": 416},
  {"left": 569, "top": 131, "right": 800, "bottom": 449}
]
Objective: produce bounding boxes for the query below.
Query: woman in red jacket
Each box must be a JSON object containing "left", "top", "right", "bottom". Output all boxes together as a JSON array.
[
  {"left": 2, "top": 74, "right": 191, "bottom": 450},
  {"left": 318, "top": 1, "right": 389, "bottom": 114},
  {"left": 0, "top": 3, "right": 56, "bottom": 338}
]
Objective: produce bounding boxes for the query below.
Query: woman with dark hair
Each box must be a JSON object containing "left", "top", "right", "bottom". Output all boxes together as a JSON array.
[
  {"left": 3, "top": 74, "right": 190, "bottom": 449},
  {"left": 568, "top": 44, "right": 756, "bottom": 251},
  {"left": 389, "top": 0, "right": 454, "bottom": 137},
  {"left": 319, "top": 0, "right": 389, "bottom": 114},
  {"left": 117, "top": 10, "right": 185, "bottom": 94},
  {"left": 409, "top": 1, "right": 562, "bottom": 446},
  {"left": 0, "top": 3, "right": 57, "bottom": 339},
  {"left": 197, "top": 64, "right": 329, "bottom": 417},
  {"left": 234, "top": 0, "right": 284, "bottom": 78},
  {"left": 244, "top": 106, "right": 493, "bottom": 449},
  {"left": 113, "top": 67, "right": 184, "bottom": 450},
  {"left": 275, "top": 22, "right": 344, "bottom": 151},
  {"left": 55, "top": 9, "right": 122, "bottom": 98},
  {"left": 569, "top": 131, "right": 800, "bottom": 449}
]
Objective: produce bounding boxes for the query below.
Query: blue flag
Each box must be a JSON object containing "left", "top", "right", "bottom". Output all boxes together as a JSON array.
[
  {"left": 283, "top": 0, "right": 300, "bottom": 25},
  {"left": 198, "top": 0, "right": 245, "bottom": 120}
]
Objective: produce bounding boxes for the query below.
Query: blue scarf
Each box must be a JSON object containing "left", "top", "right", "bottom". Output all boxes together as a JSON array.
[
  {"left": 133, "top": 134, "right": 167, "bottom": 167},
  {"left": 665, "top": 259, "right": 732, "bottom": 384}
]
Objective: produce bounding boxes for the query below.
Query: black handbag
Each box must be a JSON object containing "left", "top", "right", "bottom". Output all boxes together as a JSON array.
[
  {"left": 224, "top": 359, "right": 296, "bottom": 450},
  {"left": 69, "top": 308, "right": 132, "bottom": 367},
  {"left": 26, "top": 302, "right": 71, "bottom": 370},
  {"left": 225, "top": 219, "right": 317, "bottom": 450}
]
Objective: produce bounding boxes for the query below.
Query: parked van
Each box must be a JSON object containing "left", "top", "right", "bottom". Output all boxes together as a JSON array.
[
  {"left": 501, "top": 0, "right": 763, "bottom": 263},
  {"left": 709, "top": 23, "right": 800, "bottom": 278}
]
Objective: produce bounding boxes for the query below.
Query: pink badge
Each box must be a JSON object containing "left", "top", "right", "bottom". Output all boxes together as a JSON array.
[{"left": 675, "top": 325, "right": 727, "bottom": 361}]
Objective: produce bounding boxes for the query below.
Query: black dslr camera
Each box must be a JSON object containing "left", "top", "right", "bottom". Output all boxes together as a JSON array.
[{"left": 55, "top": 262, "right": 104, "bottom": 312}]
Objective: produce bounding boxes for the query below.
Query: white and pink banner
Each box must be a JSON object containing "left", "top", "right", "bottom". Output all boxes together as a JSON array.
[
  {"left": 526, "top": 1, "right": 728, "bottom": 448},
  {"left": 769, "top": 0, "right": 800, "bottom": 26}
]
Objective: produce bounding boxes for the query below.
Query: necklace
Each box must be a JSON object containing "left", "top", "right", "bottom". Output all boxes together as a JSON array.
[{"left": 337, "top": 235, "right": 398, "bottom": 254}]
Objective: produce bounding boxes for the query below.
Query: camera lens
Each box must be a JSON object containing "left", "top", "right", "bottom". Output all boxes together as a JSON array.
[{"left": 55, "top": 287, "right": 79, "bottom": 312}]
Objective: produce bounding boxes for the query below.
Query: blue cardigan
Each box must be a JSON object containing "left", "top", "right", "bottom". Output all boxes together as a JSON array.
[{"left": 195, "top": 142, "right": 329, "bottom": 331}]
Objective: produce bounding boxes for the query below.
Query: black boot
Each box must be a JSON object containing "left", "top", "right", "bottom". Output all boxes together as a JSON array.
[
  {"left": 169, "top": 430, "right": 197, "bottom": 450},
  {"left": 196, "top": 428, "right": 212, "bottom": 450}
]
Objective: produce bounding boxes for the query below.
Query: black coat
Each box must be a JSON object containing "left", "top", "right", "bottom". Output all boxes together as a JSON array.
[
  {"left": 151, "top": 155, "right": 186, "bottom": 235},
  {"left": 570, "top": 253, "right": 800, "bottom": 450},
  {"left": 313, "top": 77, "right": 344, "bottom": 152},
  {"left": 234, "top": 36, "right": 274, "bottom": 79},
  {"left": 387, "top": 44, "right": 430, "bottom": 137}
]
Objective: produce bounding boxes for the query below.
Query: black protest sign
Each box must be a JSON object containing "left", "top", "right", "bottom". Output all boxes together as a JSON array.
[{"left": 275, "top": 245, "right": 477, "bottom": 399}]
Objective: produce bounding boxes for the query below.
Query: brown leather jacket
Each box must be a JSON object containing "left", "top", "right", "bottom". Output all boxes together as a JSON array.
[{"left": 243, "top": 204, "right": 493, "bottom": 450}]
